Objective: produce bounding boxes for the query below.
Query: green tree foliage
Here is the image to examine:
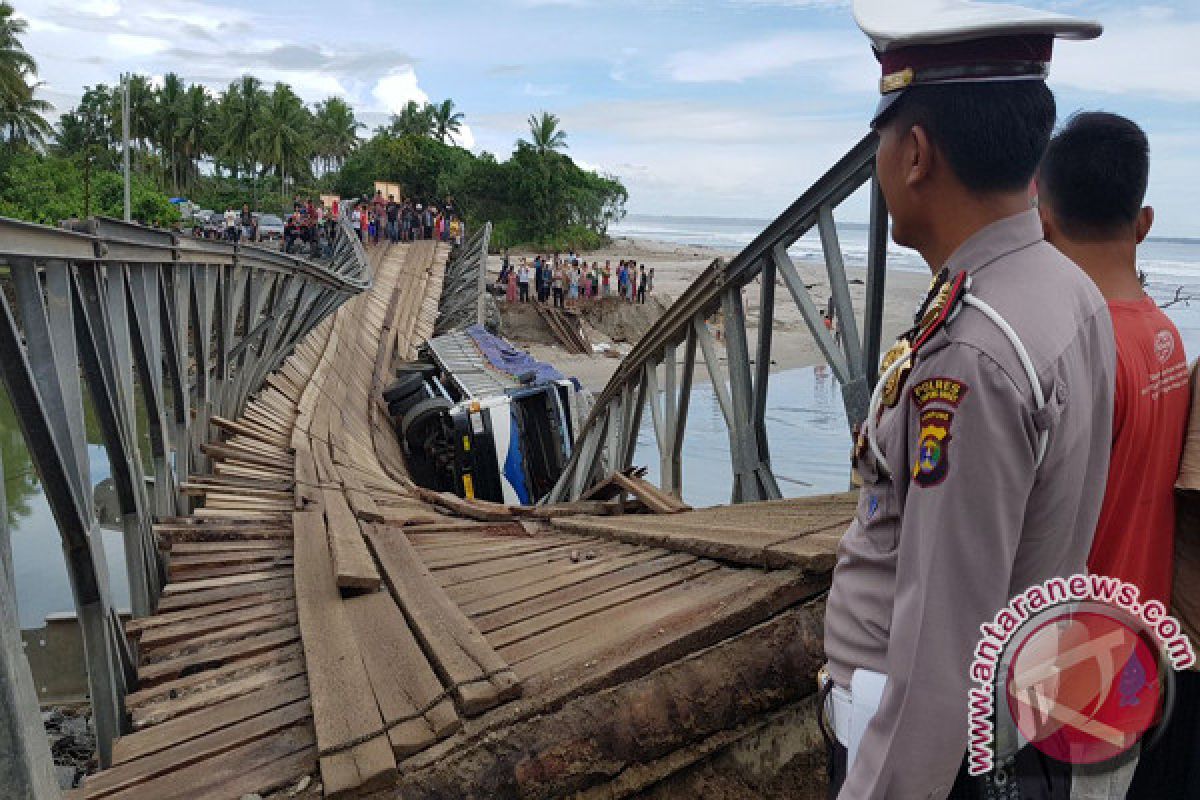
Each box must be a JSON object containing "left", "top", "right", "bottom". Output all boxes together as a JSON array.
[
  {"left": 0, "top": 150, "right": 179, "bottom": 226},
  {"left": 430, "top": 99, "right": 464, "bottom": 145},
  {"left": 252, "top": 83, "right": 313, "bottom": 202},
  {"left": 313, "top": 96, "right": 361, "bottom": 175},
  {"left": 337, "top": 113, "right": 625, "bottom": 250},
  {"left": 0, "top": 1, "right": 51, "bottom": 149},
  {"left": 524, "top": 111, "right": 567, "bottom": 156},
  {"left": 0, "top": 26, "right": 625, "bottom": 249}
]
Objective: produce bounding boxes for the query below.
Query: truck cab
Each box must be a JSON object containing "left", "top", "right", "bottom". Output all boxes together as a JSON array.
[{"left": 385, "top": 328, "right": 586, "bottom": 506}]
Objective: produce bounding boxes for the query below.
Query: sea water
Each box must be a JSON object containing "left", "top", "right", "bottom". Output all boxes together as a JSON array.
[
  {"left": 619, "top": 213, "right": 1200, "bottom": 508},
  {"left": 612, "top": 214, "right": 1200, "bottom": 356}
]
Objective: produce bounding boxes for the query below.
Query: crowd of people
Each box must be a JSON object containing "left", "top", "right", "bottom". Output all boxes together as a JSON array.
[
  {"left": 497, "top": 252, "right": 654, "bottom": 309},
  {"left": 343, "top": 190, "right": 465, "bottom": 247},
  {"left": 190, "top": 190, "right": 467, "bottom": 258}
]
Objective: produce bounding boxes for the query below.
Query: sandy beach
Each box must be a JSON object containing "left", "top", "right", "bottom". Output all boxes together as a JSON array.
[{"left": 491, "top": 236, "right": 933, "bottom": 392}]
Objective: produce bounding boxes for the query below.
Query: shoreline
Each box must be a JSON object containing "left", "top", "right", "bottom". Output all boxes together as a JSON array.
[{"left": 490, "top": 236, "right": 932, "bottom": 393}]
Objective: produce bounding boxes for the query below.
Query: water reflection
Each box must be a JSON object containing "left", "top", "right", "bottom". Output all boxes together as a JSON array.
[
  {"left": 0, "top": 389, "right": 133, "bottom": 628},
  {"left": 633, "top": 366, "right": 854, "bottom": 509}
]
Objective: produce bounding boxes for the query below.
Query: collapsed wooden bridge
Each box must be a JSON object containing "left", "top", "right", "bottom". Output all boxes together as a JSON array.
[{"left": 60, "top": 235, "right": 849, "bottom": 799}]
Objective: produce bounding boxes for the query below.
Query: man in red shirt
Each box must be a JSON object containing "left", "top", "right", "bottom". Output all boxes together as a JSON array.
[{"left": 1038, "top": 111, "right": 1191, "bottom": 799}]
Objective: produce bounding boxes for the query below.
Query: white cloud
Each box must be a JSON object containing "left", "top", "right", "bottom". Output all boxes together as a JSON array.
[
  {"left": 370, "top": 67, "right": 476, "bottom": 150},
  {"left": 1052, "top": 11, "right": 1200, "bottom": 101},
  {"left": 667, "top": 30, "right": 860, "bottom": 83},
  {"left": 451, "top": 125, "right": 477, "bottom": 150},
  {"left": 371, "top": 67, "right": 431, "bottom": 113},
  {"left": 523, "top": 82, "right": 567, "bottom": 97},
  {"left": 106, "top": 32, "right": 169, "bottom": 56},
  {"left": 76, "top": 0, "right": 121, "bottom": 16}
]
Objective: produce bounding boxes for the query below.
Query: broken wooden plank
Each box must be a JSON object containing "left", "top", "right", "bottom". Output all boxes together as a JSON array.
[
  {"left": 320, "top": 487, "right": 381, "bottom": 592},
  {"left": 364, "top": 525, "right": 521, "bottom": 716},
  {"left": 292, "top": 510, "right": 396, "bottom": 794},
  {"left": 344, "top": 590, "right": 461, "bottom": 756}
]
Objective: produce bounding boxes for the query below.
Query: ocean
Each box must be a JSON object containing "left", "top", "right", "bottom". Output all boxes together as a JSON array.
[
  {"left": 612, "top": 213, "right": 1200, "bottom": 358},
  {"left": 617, "top": 213, "right": 1200, "bottom": 509}
]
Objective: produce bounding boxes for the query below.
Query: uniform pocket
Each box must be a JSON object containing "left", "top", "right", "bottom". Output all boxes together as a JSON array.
[{"left": 855, "top": 485, "right": 900, "bottom": 553}]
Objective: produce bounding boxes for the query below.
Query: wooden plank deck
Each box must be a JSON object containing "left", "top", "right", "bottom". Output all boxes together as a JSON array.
[{"left": 79, "top": 237, "right": 846, "bottom": 800}]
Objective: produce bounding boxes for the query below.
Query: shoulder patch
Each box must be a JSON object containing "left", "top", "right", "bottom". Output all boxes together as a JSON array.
[
  {"left": 913, "top": 408, "right": 953, "bottom": 487},
  {"left": 911, "top": 377, "right": 969, "bottom": 408}
]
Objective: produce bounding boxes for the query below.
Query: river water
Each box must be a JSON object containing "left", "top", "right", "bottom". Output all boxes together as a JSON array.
[
  {"left": 4, "top": 391, "right": 133, "bottom": 628},
  {"left": 8, "top": 215, "right": 1199, "bottom": 627}
]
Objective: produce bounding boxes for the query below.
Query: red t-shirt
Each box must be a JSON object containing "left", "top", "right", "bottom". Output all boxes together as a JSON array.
[{"left": 1088, "top": 296, "right": 1190, "bottom": 607}]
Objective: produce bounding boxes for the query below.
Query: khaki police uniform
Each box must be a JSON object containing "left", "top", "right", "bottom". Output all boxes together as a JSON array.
[{"left": 824, "top": 210, "right": 1116, "bottom": 797}]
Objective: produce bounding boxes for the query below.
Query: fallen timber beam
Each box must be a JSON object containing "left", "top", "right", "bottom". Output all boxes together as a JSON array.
[
  {"left": 364, "top": 598, "right": 826, "bottom": 800},
  {"left": 551, "top": 514, "right": 846, "bottom": 572}
]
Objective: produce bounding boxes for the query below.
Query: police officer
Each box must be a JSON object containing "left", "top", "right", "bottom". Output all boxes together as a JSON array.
[{"left": 823, "top": 1, "right": 1115, "bottom": 797}]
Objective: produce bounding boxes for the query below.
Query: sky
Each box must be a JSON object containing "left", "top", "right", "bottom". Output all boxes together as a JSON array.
[{"left": 11, "top": 0, "right": 1200, "bottom": 236}]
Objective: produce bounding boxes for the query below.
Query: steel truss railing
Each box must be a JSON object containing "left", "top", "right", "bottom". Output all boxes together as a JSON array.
[
  {"left": 547, "top": 133, "right": 889, "bottom": 505},
  {"left": 0, "top": 214, "right": 369, "bottom": 775},
  {"left": 433, "top": 222, "right": 498, "bottom": 336}
]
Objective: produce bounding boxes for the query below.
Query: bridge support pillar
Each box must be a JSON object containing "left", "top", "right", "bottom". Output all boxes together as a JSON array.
[{"left": 0, "top": 459, "right": 62, "bottom": 800}]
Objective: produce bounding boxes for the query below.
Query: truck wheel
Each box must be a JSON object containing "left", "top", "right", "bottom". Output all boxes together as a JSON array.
[
  {"left": 401, "top": 397, "right": 453, "bottom": 449},
  {"left": 387, "top": 385, "right": 428, "bottom": 418},
  {"left": 383, "top": 372, "right": 426, "bottom": 404}
]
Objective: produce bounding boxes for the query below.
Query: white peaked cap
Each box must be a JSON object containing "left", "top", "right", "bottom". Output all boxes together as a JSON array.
[
  {"left": 853, "top": 0, "right": 1101, "bottom": 123},
  {"left": 854, "top": 0, "right": 1101, "bottom": 53}
]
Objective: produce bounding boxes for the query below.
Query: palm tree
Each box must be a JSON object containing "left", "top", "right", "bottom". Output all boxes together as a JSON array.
[
  {"left": 0, "top": 82, "right": 52, "bottom": 148},
  {"left": 126, "top": 73, "right": 155, "bottom": 154},
  {"left": 154, "top": 73, "right": 185, "bottom": 191},
  {"left": 312, "top": 96, "right": 360, "bottom": 174},
  {"left": 0, "top": 2, "right": 35, "bottom": 108},
  {"left": 176, "top": 83, "right": 210, "bottom": 191},
  {"left": 387, "top": 100, "right": 434, "bottom": 138},
  {"left": 0, "top": 2, "right": 50, "bottom": 150},
  {"left": 220, "top": 75, "right": 264, "bottom": 178},
  {"left": 525, "top": 111, "right": 567, "bottom": 156},
  {"left": 252, "top": 83, "right": 312, "bottom": 200},
  {"left": 430, "top": 98, "right": 464, "bottom": 145}
]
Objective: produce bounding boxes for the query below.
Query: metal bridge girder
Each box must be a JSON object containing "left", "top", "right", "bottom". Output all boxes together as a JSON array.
[
  {"left": 548, "top": 132, "right": 890, "bottom": 505},
  {"left": 0, "top": 215, "right": 370, "bottom": 773}
]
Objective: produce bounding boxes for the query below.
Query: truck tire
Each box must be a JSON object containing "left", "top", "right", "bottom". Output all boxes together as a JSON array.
[
  {"left": 383, "top": 372, "right": 426, "bottom": 404},
  {"left": 387, "top": 385, "right": 429, "bottom": 418},
  {"left": 401, "top": 397, "right": 453, "bottom": 449}
]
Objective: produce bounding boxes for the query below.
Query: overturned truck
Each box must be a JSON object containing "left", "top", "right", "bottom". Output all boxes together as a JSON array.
[{"left": 384, "top": 325, "right": 587, "bottom": 506}]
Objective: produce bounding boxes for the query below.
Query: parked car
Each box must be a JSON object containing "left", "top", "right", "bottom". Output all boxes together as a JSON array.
[
  {"left": 254, "top": 213, "right": 285, "bottom": 241},
  {"left": 201, "top": 212, "right": 226, "bottom": 238}
]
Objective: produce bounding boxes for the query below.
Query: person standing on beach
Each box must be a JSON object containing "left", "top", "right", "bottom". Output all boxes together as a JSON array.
[
  {"left": 823, "top": 2, "right": 1112, "bottom": 797},
  {"left": 637, "top": 265, "right": 647, "bottom": 304},
  {"left": 568, "top": 266, "right": 580, "bottom": 308},
  {"left": 1037, "top": 112, "right": 1191, "bottom": 800},
  {"left": 385, "top": 195, "right": 399, "bottom": 242},
  {"left": 552, "top": 264, "right": 565, "bottom": 309},
  {"left": 506, "top": 262, "right": 518, "bottom": 304},
  {"left": 518, "top": 259, "right": 531, "bottom": 303}
]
